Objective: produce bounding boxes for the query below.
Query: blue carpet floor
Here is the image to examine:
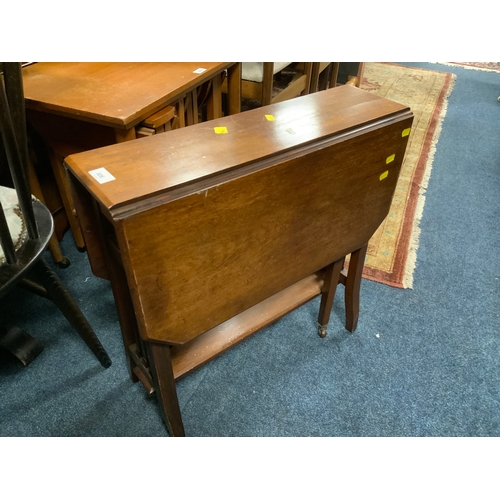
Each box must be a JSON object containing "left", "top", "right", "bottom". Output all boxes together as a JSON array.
[{"left": 1, "top": 63, "right": 499, "bottom": 441}]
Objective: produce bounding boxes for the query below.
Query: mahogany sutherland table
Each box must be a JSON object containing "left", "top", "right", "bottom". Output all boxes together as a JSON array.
[{"left": 65, "top": 85, "right": 413, "bottom": 436}]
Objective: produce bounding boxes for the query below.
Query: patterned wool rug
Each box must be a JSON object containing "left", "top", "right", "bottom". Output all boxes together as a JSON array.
[{"left": 357, "top": 62, "right": 456, "bottom": 288}]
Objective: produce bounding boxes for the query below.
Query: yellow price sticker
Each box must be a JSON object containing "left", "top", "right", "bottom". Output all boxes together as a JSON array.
[
  {"left": 402, "top": 128, "right": 411, "bottom": 137},
  {"left": 265, "top": 114, "right": 276, "bottom": 121},
  {"left": 214, "top": 126, "right": 228, "bottom": 134},
  {"left": 386, "top": 154, "right": 395, "bottom": 164},
  {"left": 379, "top": 170, "right": 389, "bottom": 181}
]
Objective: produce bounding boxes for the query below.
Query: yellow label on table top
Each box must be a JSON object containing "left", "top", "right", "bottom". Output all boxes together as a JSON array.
[
  {"left": 214, "top": 126, "right": 228, "bottom": 134},
  {"left": 265, "top": 114, "right": 276, "bottom": 121}
]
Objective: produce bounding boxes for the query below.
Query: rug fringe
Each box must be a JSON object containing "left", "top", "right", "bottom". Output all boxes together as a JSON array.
[
  {"left": 435, "top": 62, "right": 500, "bottom": 73},
  {"left": 402, "top": 73, "right": 457, "bottom": 288}
]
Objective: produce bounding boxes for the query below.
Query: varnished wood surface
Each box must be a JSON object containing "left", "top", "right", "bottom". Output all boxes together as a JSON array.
[
  {"left": 66, "top": 86, "right": 412, "bottom": 346},
  {"left": 65, "top": 85, "right": 411, "bottom": 214},
  {"left": 117, "top": 117, "right": 411, "bottom": 345},
  {"left": 169, "top": 273, "right": 324, "bottom": 379},
  {"left": 22, "top": 62, "right": 233, "bottom": 129},
  {"left": 66, "top": 85, "right": 413, "bottom": 434}
]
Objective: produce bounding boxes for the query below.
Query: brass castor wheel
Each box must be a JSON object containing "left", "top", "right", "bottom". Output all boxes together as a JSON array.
[{"left": 318, "top": 325, "right": 327, "bottom": 338}]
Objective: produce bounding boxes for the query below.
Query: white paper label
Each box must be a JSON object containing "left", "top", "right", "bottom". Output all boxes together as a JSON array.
[
  {"left": 89, "top": 168, "right": 116, "bottom": 184},
  {"left": 193, "top": 67, "right": 207, "bottom": 74}
]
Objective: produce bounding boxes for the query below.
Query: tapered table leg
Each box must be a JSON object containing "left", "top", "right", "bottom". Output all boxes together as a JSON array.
[
  {"left": 104, "top": 252, "right": 141, "bottom": 382},
  {"left": 344, "top": 244, "right": 368, "bottom": 332},
  {"left": 146, "top": 342, "right": 185, "bottom": 437},
  {"left": 226, "top": 63, "right": 242, "bottom": 115},
  {"left": 206, "top": 72, "right": 223, "bottom": 120},
  {"left": 317, "top": 257, "right": 345, "bottom": 338},
  {"left": 46, "top": 147, "right": 86, "bottom": 250}
]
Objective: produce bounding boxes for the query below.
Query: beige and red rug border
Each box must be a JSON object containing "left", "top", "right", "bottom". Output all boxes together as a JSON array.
[
  {"left": 360, "top": 63, "right": 456, "bottom": 288},
  {"left": 438, "top": 62, "right": 500, "bottom": 73}
]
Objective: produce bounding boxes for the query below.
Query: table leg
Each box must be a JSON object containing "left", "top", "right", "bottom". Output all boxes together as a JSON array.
[
  {"left": 206, "top": 72, "right": 223, "bottom": 120},
  {"left": 176, "top": 98, "right": 186, "bottom": 128},
  {"left": 226, "top": 63, "right": 242, "bottom": 115},
  {"left": 310, "top": 63, "right": 321, "bottom": 94},
  {"left": 317, "top": 257, "right": 345, "bottom": 338},
  {"left": 46, "top": 147, "right": 86, "bottom": 250},
  {"left": 114, "top": 127, "right": 136, "bottom": 143},
  {"left": 146, "top": 342, "right": 186, "bottom": 437},
  {"left": 101, "top": 232, "right": 141, "bottom": 382},
  {"left": 68, "top": 174, "right": 109, "bottom": 280},
  {"left": 191, "top": 90, "right": 199, "bottom": 125},
  {"left": 185, "top": 90, "right": 199, "bottom": 126},
  {"left": 28, "top": 159, "right": 69, "bottom": 267},
  {"left": 344, "top": 244, "right": 368, "bottom": 332}
]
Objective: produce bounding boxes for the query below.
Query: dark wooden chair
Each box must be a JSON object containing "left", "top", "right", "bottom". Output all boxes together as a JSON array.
[{"left": 0, "top": 62, "right": 111, "bottom": 368}]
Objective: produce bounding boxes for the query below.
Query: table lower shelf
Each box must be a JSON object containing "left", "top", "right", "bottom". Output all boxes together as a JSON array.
[{"left": 169, "top": 272, "right": 324, "bottom": 380}]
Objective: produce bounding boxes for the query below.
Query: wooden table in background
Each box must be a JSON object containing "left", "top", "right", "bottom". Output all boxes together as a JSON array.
[
  {"left": 21, "top": 62, "right": 242, "bottom": 250},
  {"left": 65, "top": 85, "right": 413, "bottom": 436}
]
